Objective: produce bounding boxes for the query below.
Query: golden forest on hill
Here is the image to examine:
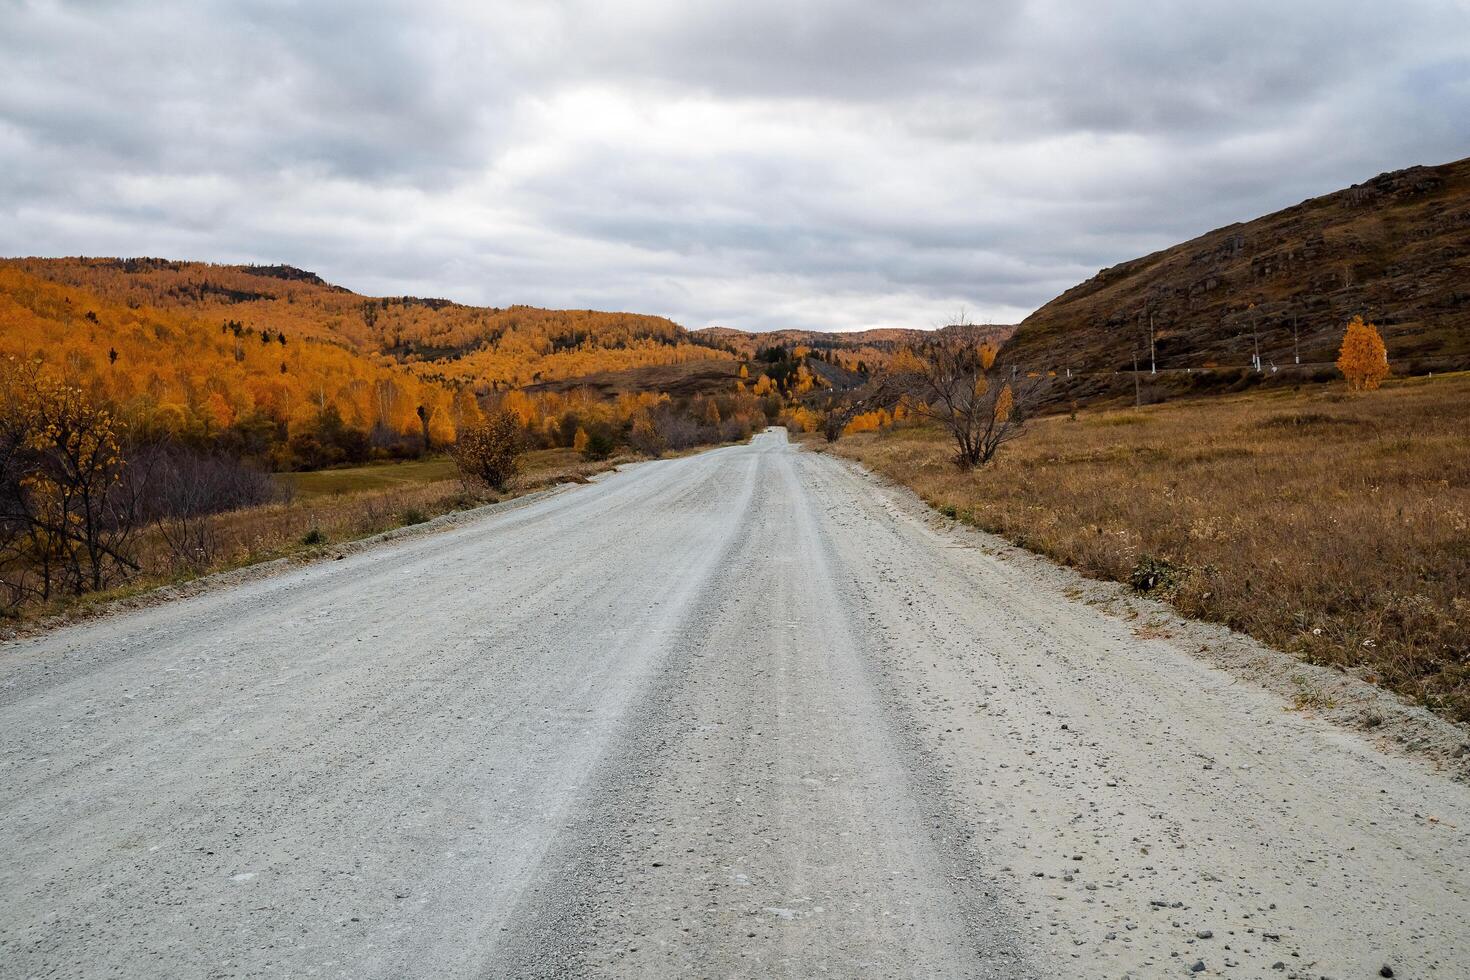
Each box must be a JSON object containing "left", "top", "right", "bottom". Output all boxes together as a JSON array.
[{"left": 0, "top": 258, "right": 736, "bottom": 469}]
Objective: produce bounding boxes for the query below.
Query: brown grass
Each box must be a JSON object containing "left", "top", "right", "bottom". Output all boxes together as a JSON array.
[{"left": 825, "top": 374, "right": 1470, "bottom": 722}]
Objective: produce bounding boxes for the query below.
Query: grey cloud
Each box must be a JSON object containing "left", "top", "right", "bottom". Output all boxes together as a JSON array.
[{"left": 2, "top": 0, "right": 1468, "bottom": 332}]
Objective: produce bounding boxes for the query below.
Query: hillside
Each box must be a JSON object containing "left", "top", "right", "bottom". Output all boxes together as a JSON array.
[
  {"left": 695, "top": 326, "right": 930, "bottom": 355},
  {"left": 2, "top": 258, "right": 916, "bottom": 472},
  {"left": 523, "top": 359, "right": 746, "bottom": 399},
  {"left": 695, "top": 323, "right": 1015, "bottom": 373},
  {"left": 3, "top": 258, "right": 728, "bottom": 391},
  {"left": 1003, "top": 157, "right": 1470, "bottom": 380},
  {"left": 0, "top": 258, "right": 752, "bottom": 468},
  {"left": 0, "top": 263, "right": 469, "bottom": 462}
]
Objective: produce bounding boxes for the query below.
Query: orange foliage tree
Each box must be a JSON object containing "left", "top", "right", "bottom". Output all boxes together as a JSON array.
[
  {"left": 1, "top": 358, "right": 140, "bottom": 600},
  {"left": 1337, "top": 316, "right": 1389, "bottom": 391}
]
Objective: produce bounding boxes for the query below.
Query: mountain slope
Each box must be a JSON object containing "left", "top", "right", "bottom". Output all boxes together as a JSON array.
[
  {"left": 0, "top": 258, "right": 751, "bottom": 467},
  {"left": 2, "top": 257, "right": 726, "bottom": 390},
  {"left": 695, "top": 323, "right": 1016, "bottom": 373},
  {"left": 0, "top": 263, "right": 470, "bottom": 455},
  {"left": 1003, "top": 157, "right": 1470, "bottom": 375}
]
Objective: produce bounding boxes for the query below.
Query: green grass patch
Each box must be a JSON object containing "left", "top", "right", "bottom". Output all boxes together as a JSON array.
[{"left": 280, "top": 457, "right": 459, "bottom": 497}]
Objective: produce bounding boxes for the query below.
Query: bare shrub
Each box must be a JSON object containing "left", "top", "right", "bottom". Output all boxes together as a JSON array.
[
  {"left": 651, "top": 409, "right": 703, "bottom": 452},
  {"left": 133, "top": 444, "right": 282, "bottom": 570},
  {"left": 719, "top": 416, "right": 753, "bottom": 443},
  {"left": 627, "top": 411, "right": 668, "bottom": 457},
  {"left": 452, "top": 410, "right": 524, "bottom": 491},
  {"left": 889, "top": 336, "right": 1047, "bottom": 468}
]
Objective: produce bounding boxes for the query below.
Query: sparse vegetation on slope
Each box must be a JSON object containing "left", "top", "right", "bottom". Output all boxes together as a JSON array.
[
  {"left": 823, "top": 374, "right": 1470, "bottom": 722},
  {"left": 1001, "top": 157, "right": 1470, "bottom": 395}
]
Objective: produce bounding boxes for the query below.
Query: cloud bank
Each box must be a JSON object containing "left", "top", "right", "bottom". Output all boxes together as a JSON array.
[{"left": 3, "top": 0, "right": 1467, "bottom": 330}]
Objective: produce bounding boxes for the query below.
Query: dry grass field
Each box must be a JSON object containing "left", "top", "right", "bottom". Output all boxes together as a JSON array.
[{"left": 825, "top": 374, "right": 1470, "bottom": 722}]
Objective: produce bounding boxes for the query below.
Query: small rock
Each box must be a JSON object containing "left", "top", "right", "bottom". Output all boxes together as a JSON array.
[
  {"left": 1190, "top": 960, "right": 1205, "bottom": 973},
  {"left": 1196, "top": 929, "right": 1213, "bottom": 939},
  {"left": 1380, "top": 967, "right": 1394, "bottom": 978}
]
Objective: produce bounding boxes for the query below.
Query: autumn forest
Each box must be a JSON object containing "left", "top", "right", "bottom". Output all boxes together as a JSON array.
[{"left": 0, "top": 258, "right": 764, "bottom": 467}]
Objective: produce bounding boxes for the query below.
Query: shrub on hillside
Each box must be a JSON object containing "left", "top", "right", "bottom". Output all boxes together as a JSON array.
[
  {"left": 719, "top": 416, "right": 753, "bottom": 443},
  {"left": 652, "top": 409, "right": 703, "bottom": 451},
  {"left": 627, "top": 410, "right": 668, "bottom": 457},
  {"left": 580, "top": 427, "right": 616, "bottom": 461},
  {"left": 452, "top": 410, "right": 523, "bottom": 491}
]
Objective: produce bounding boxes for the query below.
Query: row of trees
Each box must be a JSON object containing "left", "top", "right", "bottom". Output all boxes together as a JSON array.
[{"left": 453, "top": 389, "right": 779, "bottom": 492}]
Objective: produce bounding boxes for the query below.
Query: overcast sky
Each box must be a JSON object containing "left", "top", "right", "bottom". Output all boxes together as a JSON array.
[{"left": 2, "top": 1, "right": 1467, "bottom": 331}]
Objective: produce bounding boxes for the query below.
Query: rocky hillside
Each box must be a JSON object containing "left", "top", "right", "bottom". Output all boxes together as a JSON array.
[{"left": 1003, "top": 157, "right": 1470, "bottom": 378}]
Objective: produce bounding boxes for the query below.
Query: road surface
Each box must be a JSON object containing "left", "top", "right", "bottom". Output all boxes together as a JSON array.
[{"left": 3, "top": 428, "right": 1468, "bottom": 978}]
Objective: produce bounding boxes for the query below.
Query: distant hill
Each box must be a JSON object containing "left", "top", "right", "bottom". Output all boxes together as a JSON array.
[
  {"left": 695, "top": 323, "right": 1015, "bottom": 374},
  {"left": 2, "top": 257, "right": 726, "bottom": 391},
  {"left": 523, "top": 359, "right": 745, "bottom": 399},
  {"left": 0, "top": 258, "right": 751, "bottom": 466},
  {"left": 1003, "top": 157, "right": 1470, "bottom": 380},
  {"left": 1, "top": 257, "right": 958, "bottom": 464},
  {"left": 695, "top": 326, "right": 930, "bottom": 355}
]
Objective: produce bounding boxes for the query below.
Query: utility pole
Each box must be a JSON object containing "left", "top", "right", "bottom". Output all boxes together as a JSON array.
[
  {"left": 1148, "top": 307, "right": 1157, "bottom": 375},
  {"left": 1133, "top": 348, "right": 1141, "bottom": 408},
  {"left": 1249, "top": 303, "right": 1261, "bottom": 372}
]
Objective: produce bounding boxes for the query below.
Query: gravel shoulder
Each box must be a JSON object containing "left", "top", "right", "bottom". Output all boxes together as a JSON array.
[{"left": 2, "top": 428, "right": 1466, "bottom": 979}]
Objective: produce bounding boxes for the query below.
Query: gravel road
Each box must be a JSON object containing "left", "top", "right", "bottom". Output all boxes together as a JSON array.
[{"left": 3, "top": 428, "right": 1468, "bottom": 978}]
